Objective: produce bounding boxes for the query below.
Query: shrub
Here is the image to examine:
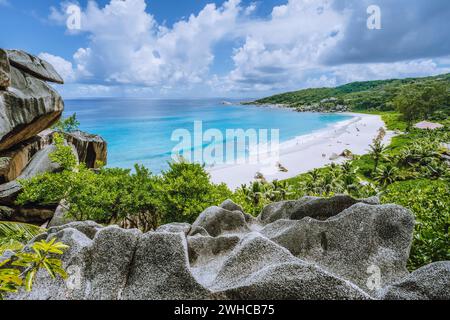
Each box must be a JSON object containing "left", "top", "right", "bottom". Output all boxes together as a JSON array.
[
  {"left": 382, "top": 179, "right": 450, "bottom": 270},
  {"left": 52, "top": 113, "right": 80, "bottom": 133},
  {"left": 157, "top": 160, "right": 232, "bottom": 224},
  {"left": 0, "top": 237, "right": 68, "bottom": 300},
  {"left": 17, "top": 141, "right": 231, "bottom": 230}
]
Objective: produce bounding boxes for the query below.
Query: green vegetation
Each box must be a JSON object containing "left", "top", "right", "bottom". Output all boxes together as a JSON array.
[
  {"left": 245, "top": 76, "right": 450, "bottom": 270},
  {"left": 17, "top": 144, "right": 231, "bottom": 232},
  {"left": 8, "top": 73, "right": 450, "bottom": 274},
  {"left": 393, "top": 82, "right": 449, "bottom": 129},
  {"left": 0, "top": 222, "right": 68, "bottom": 299},
  {"left": 0, "top": 237, "right": 68, "bottom": 299},
  {"left": 52, "top": 113, "right": 80, "bottom": 133},
  {"left": 251, "top": 73, "right": 450, "bottom": 113},
  {"left": 0, "top": 221, "right": 44, "bottom": 255},
  {"left": 382, "top": 179, "right": 450, "bottom": 270}
]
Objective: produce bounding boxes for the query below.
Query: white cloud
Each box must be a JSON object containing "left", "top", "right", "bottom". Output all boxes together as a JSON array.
[
  {"left": 38, "top": 52, "right": 76, "bottom": 82},
  {"left": 216, "top": 0, "right": 349, "bottom": 92},
  {"left": 50, "top": 0, "right": 243, "bottom": 89},
  {"left": 331, "top": 59, "right": 450, "bottom": 84},
  {"left": 45, "top": 0, "right": 450, "bottom": 97}
]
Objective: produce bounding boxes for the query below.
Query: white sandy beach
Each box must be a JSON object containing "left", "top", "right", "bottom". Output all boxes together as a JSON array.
[{"left": 207, "top": 113, "right": 395, "bottom": 190}]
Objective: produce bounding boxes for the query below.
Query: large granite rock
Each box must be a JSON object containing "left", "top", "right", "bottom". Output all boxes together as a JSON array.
[
  {"left": 10, "top": 195, "right": 447, "bottom": 301},
  {"left": 189, "top": 206, "right": 250, "bottom": 237},
  {"left": 0, "top": 144, "right": 66, "bottom": 203},
  {"left": 0, "top": 129, "right": 53, "bottom": 183},
  {"left": 63, "top": 131, "right": 107, "bottom": 168},
  {"left": 6, "top": 50, "right": 64, "bottom": 84},
  {"left": 0, "top": 143, "right": 78, "bottom": 222},
  {"left": 0, "top": 49, "right": 108, "bottom": 225},
  {"left": 379, "top": 262, "right": 450, "bottom": 300},
  {"left": 0, "top": 49, "right": 10, "bottom": 89},
  {"left": 259, "top": 194, "right": 380, "bottom": 224},
  {"left": 261, "top": 203, "right": 414, "bottom": 290},
  {"left": 0, "top": 66, "right": 64, "bottom": 151},
  {"left": 0, "top": 129, "right": 107, "bottom": 184}
]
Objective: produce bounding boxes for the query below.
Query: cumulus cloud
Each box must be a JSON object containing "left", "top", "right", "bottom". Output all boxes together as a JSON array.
[
  {"left": 324, "top": 0, "right": 450, "bottom": 64},
  {"left": 49, "top": 0, "right": 243, "bottom": 88},
  {"left": 218, "top": 0, "right": 349, "bottom": 92},
  {"left": 38, "top": 53, "right": 76, "bottom": 82},
  {"left": 45, "top": 0, "right": 450, "bottom": 97}
]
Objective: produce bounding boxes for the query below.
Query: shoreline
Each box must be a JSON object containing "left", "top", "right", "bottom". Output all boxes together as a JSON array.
[{"left": 207, "top": 112, "right": 395, "bottom": 190}]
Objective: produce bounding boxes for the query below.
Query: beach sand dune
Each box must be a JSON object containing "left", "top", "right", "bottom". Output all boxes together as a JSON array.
[{"left": 208, "top": 113, "right": 395, "bottom": 190}]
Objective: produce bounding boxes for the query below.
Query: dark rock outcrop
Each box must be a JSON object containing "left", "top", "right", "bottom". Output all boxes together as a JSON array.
[
  {"left": 0, "top": 66, "right": 64, "bottom": 151},
  {"left": 0, "top": 129, "right": 53, "bottom": 183},
  {"left": 9, "top": 195, "right": 447, "bottom": 301},
  {"left": 0, "top": 143, "right": 75, "bottom": 204},
  {"left": 63, "top": 131, "right": 107, "bottom": 168},
  {"left": 6, "top": 50, "right": 64, "bottom": 84}
]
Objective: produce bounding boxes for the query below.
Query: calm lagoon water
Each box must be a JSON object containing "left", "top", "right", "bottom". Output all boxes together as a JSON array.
[{"left": 64, "top": 99, "right": 352, "bottom": 173}]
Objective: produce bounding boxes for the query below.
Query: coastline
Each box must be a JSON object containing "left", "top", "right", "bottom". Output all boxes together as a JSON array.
[{"left": 207, "top": 112, "right": 395, "bottom": 190}]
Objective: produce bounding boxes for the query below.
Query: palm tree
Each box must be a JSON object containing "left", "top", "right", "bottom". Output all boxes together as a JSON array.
[
  {"left": 341, "top": 162, "right": 359, "bottom": 193},
  {"left": 369, "top": 140, "right": 389, "bottom": 172},
  {"left": 374, "top": 165, "right": 399, "bottom": 187}
]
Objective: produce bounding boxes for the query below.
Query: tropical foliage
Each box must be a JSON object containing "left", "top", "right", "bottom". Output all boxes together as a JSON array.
[
  {"left": 0, "top": 222, "right": 44, "bottom": 255},
  {"left": 0, "top": 238, "right": 68, "bottom": 299},
  {"left": 52, "top": 113, "right": 80, "bottom": 133},
  {"left": 17, "top": 143, "right": 231, "bottom": 231}
]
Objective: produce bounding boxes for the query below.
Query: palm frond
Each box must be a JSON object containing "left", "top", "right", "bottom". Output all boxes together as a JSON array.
[{"left": 0, "top": 221, "right": 45, "bottom": 250}]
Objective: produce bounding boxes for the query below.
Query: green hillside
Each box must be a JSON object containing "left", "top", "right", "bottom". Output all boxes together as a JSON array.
[{"left": 251, "top": 73, "right": 450, "bottom": 112}]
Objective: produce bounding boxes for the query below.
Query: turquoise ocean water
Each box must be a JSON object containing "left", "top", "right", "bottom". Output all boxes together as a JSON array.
[{"left": 64, "top": 99, "right": 353, "bottom": 173}]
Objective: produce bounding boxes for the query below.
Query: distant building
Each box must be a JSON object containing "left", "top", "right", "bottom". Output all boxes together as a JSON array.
[{"left": 414, "top": 121, "right": 444, "bottom": 130}]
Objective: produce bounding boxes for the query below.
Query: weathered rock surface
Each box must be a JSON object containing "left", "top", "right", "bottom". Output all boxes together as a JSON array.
[
  {"left": 190, "top": 206, "right": 250, "bottom": 237},
  {"left": 379, "top": 262, "right": 450, "bottom": 300},
  {"left": 156, "top": 222, "right": 191, "bottom": 235},
  {"left": 261, "top": 203, "right": 414, "bottom": 289},
  {"left": 3, "top": 206, "right": 56, "bottom": 224},
  {"left": 0, "top": 49, "right": 10, "bottom": 89},
  {"left": 63, "top": 131, "right": 107, "bottom": 168},
  {"left": 0, "top": 144, "right": 68, "bottom": 203},
  {"left": 220, "top": 199, "right": 244, "bottom": 212},
  {"left": 259, "top": 194, "right": 380, "bottom": 224},
  {"left": 9, "top": 195, "right": 446, "bottom": 300},
  {"left": 6, "top": 50, "right": 64, "bottom": 84},
  {"left": 0, "top": 66, "right": 64, "bottom": 151},
  {"left": 0, "top": 129, "right": 53, "bottom": 183},
  {"left": 0, "top": 49, "right": 109, "bottom": 225},
  {"left": 48, "top": 202, "right": 74, "bottom": 228},
  {"left": 0, "top": 129, "right": 107, "bottom": 184},
  {"left": 0, "top": 142, "right": 78, "bottom": 223}
]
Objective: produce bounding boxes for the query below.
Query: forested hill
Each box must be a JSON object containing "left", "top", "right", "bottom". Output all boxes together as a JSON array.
[{"left": 250, "top": 73, "right": 450, "bottom": 112}]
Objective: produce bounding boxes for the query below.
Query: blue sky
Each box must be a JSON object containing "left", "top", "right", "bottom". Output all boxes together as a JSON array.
[{"left": 1, "top": 0, "right": 450, "bottom": 98}]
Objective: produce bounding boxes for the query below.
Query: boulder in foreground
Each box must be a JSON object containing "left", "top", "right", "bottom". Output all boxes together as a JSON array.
[{"left": 7, "top": 196, "right": 448, "bottom": 300}]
